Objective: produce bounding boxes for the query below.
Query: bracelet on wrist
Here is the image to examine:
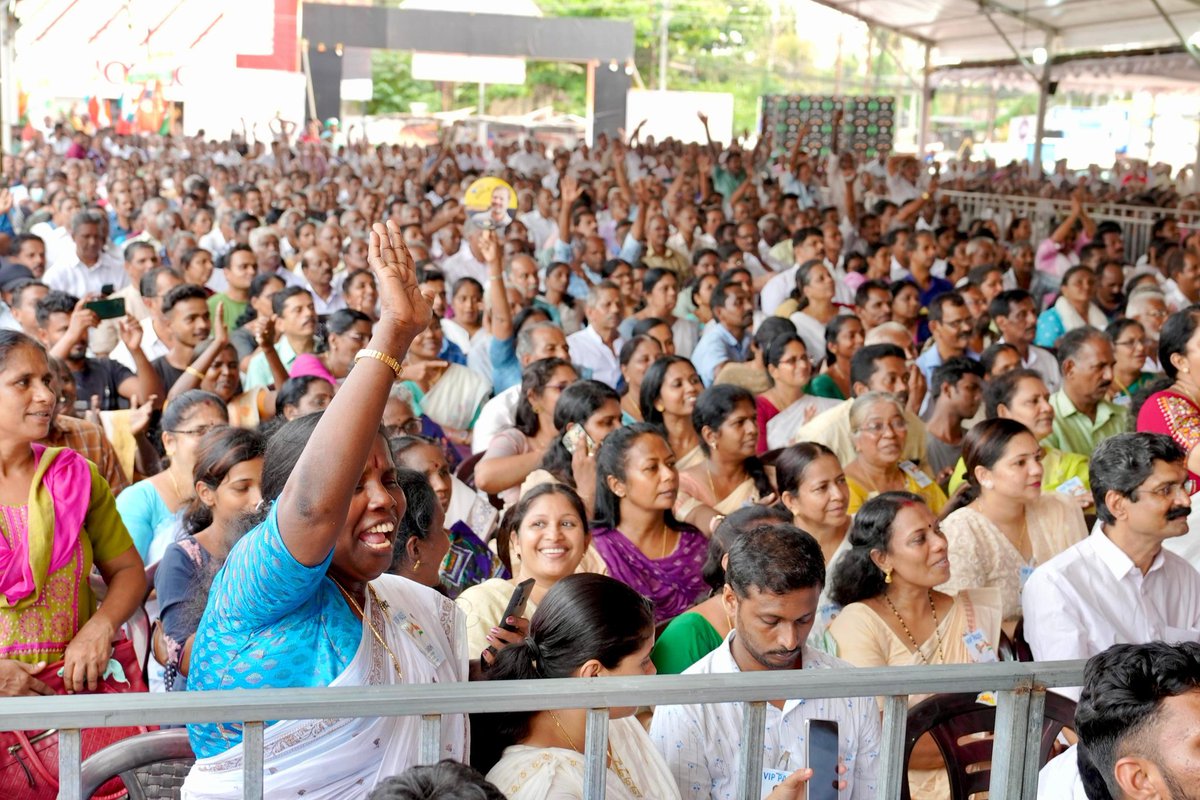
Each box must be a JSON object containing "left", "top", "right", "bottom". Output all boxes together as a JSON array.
[{"left": 354, "top": 348, "right": 404, "bottom": 380}]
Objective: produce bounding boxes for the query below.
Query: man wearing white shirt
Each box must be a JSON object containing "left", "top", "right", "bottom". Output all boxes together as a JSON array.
[
  {"left": 650, "top": 523, "right": 881, "bottom": 800},
  {"left": 440, "top": 226, "right": 489, "bottom": 289},
  {"left": 109, "top": 267, "right": 183, "bottom": 371},
  {"left": 1022, "top": 433, "right": 1200, "bottom": 698},
  {"left": 517, "top": 188, "right": 557, "bottom": 252},
  {"left": 760, "top": 227, "right": 824, "bottom": 316},
  {"left": 298, "top": 248, "right": 346, "bottom": 316},
  {"left": 991, "top": 289, "right": 1062, "bottom": 392},
  {"left": 42, "top": 211, "right": 127, "bottom": 297},
  {"left": 566, "top": 282, "right": 624, "bottom": 389}
]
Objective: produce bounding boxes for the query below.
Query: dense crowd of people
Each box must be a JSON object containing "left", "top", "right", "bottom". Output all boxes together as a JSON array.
[{"left": 1, "top": 118, "right": 1200, "bottom": 799}]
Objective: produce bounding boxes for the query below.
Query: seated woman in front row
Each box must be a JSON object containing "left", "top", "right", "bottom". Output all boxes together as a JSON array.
[
  {"left": 827, "top": 492, "right": 1003, "bottom": 800},
  {"left": 182, "top": 221, "right": 466, "bottom": 799},
  {"left": 477, "top": 573, "right": 818, "bottom": 800}
]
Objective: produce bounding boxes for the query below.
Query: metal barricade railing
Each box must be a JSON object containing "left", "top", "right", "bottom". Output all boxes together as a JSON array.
[
  {"left": 940, "top": 189, "right": 1199, "bottom": 263},
  {"left": 0, "top": 659, "right": 1088, "bottom": 800}
]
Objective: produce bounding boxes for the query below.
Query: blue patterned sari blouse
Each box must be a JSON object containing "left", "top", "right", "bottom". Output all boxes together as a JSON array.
[{"left": 186, "top": 503, "right": 362, "bottom": 759}]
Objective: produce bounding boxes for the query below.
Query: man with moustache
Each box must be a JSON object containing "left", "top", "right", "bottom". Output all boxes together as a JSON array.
[
  {"left": 1044, "top": 327, "right": 1128, "bottom": 457},
  {"left": 650, "top": 524, "right": 880, "bottom": 800},
  {"left": 915, "top": 292, "right": 977, "bottom": 386},
  {"left": 1023, "top": 434, "right": 1200, "bottom": 696},
  {"left": 690, "top": 278, "right": 754, "bottom": 387}
]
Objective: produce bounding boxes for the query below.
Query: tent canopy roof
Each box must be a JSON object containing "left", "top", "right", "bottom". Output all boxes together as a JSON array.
[{"left": 811, "top": 0, "right": 1200, "bottom": 64}]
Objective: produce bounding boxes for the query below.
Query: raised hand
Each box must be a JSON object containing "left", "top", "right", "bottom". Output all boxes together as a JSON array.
[
  {"left": 117, "top": 314, "right": 142, "bottom": 352},
  {"left": 560, "top": 174, "right": 583, "bottom": 205},
  {"left": 128, "top": 394, "right": 157, "bottom": 437},
  {"left": 368, "top": 220, "right": 432, "bottom": 342},
  {"left": 478, "top": 229, "right": 501, "bottom": 267}
]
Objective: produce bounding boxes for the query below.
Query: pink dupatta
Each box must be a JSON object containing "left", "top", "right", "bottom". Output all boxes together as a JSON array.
[{"left": 0, "top": 445, "right": 92, "bottom": 608}]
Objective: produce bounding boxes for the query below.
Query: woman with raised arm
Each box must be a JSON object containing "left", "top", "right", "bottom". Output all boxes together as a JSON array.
[{"left": 181, "top": 222, "right": 466, "bottom": 800}]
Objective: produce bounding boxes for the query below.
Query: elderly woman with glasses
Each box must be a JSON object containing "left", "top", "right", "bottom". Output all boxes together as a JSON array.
[
  {"left": 843, "top": 392, "right": 946, "bottom": 516},
  {"left": 1107, "top": 318, "right": 1153, "bottom": 407}
]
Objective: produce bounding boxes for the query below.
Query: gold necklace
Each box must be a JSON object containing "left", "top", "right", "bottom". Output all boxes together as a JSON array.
[
  {"left": 168, "top": 467, "right": 187, "bottom": 505},
  {"left": 882, "top": 590, "right": 946, "bottom": 664},
  {"left": 549, "top": 711, "right": 643, "bottom": 798},
  {"left": 333, "top": 579, "right": 404, "bottom": 678}
]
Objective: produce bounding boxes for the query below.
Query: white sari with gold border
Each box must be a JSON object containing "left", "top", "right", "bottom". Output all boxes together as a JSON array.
[{"left": 181, "top": 575, "right": 468, "bottom": 799}]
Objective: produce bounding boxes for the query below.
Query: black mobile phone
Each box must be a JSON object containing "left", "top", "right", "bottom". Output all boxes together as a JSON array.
[
  {"left": 483, "top": 578, "right": 535, "bottom": 663},
  {"left": 85, "top": 297, "right": 126, "bottom": 320},
  {"left": 805, "top": 718, "right": 839, "bottom": 800},
  {"left": 100, "top": 283, "right": 114, "bottom": 296},
  {"left": 498, "top": 578, "right": 535, "bottom": 633}
]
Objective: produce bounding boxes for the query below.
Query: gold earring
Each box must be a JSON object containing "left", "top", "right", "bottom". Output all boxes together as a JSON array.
[
  {"left": 884, "top": 569, "right": 893, "bottom": 584},
  {"left": 532, "top": 406, "right": 542, "bottom": 414},
  {"left": 413, "top": 558, "right": 421, "bottom": 570}
]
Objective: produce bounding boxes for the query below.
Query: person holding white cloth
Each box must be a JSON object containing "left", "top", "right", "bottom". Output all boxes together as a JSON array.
[{"left": 181, "top": 221, "right": 467, "bottom": 799}]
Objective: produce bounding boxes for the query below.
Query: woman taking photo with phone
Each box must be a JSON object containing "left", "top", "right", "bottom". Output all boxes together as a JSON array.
[
  {"left": 456, "top": 483, "right": 594, "bottom": 661},
  {"left": 522, "top": 380, "right": 623, "bottom": 516},
  {"left": 592, "top": 424, "right": 709, "bottom": 624},
  {"left": 181, "top": 221, "right": 467, "bottom": 798}
]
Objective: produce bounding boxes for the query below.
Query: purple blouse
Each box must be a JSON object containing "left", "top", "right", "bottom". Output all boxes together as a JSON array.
[{"left": 590, "top": 525, "right": 709, "bottom": 623}]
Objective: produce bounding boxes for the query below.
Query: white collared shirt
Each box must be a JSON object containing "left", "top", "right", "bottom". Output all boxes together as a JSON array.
[
  {"left": 109, "top": 316, "right": 168, "bottom": 372},
  {"left": 998, "top": 338, "right": 1062, "bottom": 393},
  {"left": 566, "top": 325, "right": 624, "bottom": 389},
  {"left": 1022, "top": 529, "right": 1200, "bottom": 698},
  {"left": 440, "top": 248, "right": 488, "bottom": 290},
  {"left": 307, "top": 283, "right": 346, "bottom": 316},
  {"left": 471, "top": 384, "right": 520, "bottom": 454},
  {"left": 649, "top": 635, "right": 881, "bottom": 800},
  {"left": 43, "top": 252, "right": 128, "bottom": 298}
]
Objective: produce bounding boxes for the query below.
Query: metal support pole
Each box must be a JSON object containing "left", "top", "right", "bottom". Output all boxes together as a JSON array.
[
  {"left": 735, "top": 701, "right": 768, "bottom": 800},
  {"left": 918, "top": 43, "right": 932, "bottom": 157},
  {"left": 58, "top": 728, "right": 82, "bottom": 800},
  {"left": 585, "top": 60, "right": 596, "bottom": 147},
  {"left": 877, "top": 695, "right": 908, "bottom": 800},
  {"left": 990, "top": 684, "right": 1033, "bottom": 798},
  {"left": 1032, "top": 38, "right": 1053, "bottom": 178},
  {"left": 419, "top": 714, "right": 442, "bottom": 765},
  {"left": 582, "top": 708, "right": 610, "bottom": 800},
  {"left": 243, "top": 720, "right": 265, "bottom": 800},
  {"left": 658, "top": 0, "right": 670, "bottom": 91}
]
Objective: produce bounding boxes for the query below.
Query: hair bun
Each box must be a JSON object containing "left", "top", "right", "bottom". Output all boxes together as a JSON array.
[{"left": 524, "top": 636, "right": 544, "bottom": 676}]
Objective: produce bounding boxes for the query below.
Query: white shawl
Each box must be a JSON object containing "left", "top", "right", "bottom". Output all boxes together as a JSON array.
[
  {"left": 181, "top": 576, "right": 468, "bottom": 800},
  {"left": 422, "top": 364, "right": 491, "bottom": 431},
  {"left": 1053, "top": 296, "right": 1108, "bottom": 334},
  {"left": 487, "top": 716, "right": 681, "bottom": 800}
]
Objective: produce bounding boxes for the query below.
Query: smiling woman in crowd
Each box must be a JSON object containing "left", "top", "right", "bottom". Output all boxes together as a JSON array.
[
  {"left": 641, "top": 355, "right": 704, "bottom": 469},
  {"left": 676, "top": 384, "right": 777, "bottom": 535},
  {"left": 182, "top": 222, "right": 466, "bottom": 799},
  {"left": 457, "top": 483, "right": 594, "bottom": 660}
]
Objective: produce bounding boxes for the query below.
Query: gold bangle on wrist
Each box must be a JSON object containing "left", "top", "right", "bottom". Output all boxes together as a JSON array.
[
  {"left": 355, "top": 348, "right": 404, "bottom": 380},
  {"left": 185, "top": 366, "right": 206, "bottom": 380}
]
